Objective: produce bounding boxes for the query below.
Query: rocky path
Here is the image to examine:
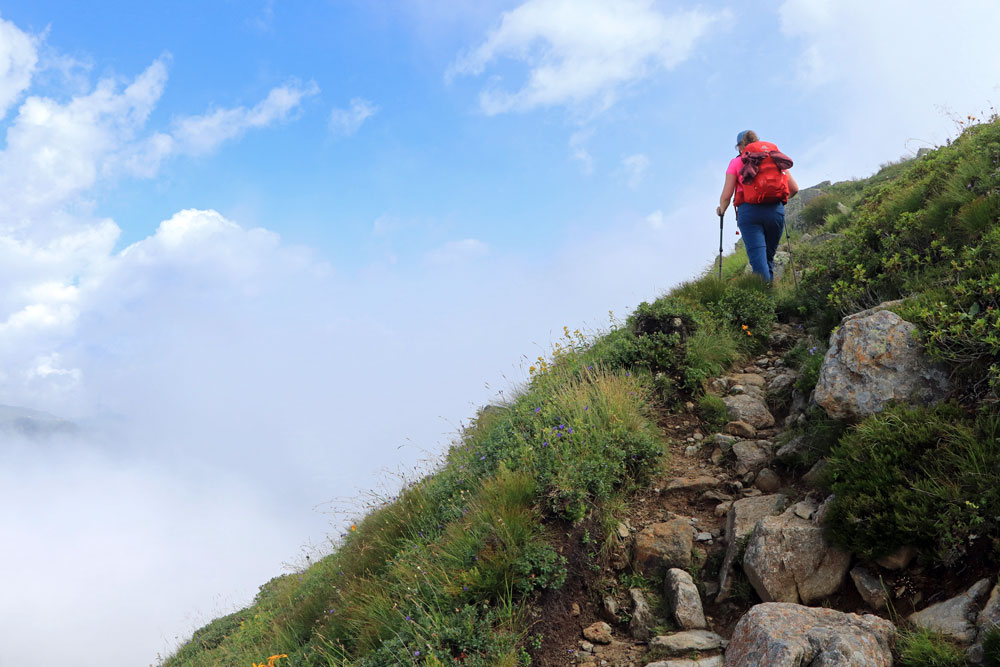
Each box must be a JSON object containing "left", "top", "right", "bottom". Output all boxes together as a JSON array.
[{"left": 536, "top": 306, "right": 1000, "bottom": 666}]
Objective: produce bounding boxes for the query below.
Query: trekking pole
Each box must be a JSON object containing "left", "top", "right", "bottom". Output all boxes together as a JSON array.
[
  {"left": 784, "top": 226, "right": 799, "bottom": 289},
  {"left": 718, "top": 213, "right": 724, "bottom": 282}
]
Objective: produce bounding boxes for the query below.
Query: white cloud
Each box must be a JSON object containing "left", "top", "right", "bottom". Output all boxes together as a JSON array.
[
  {"left": 449, "top": 0, "right": 728, "bottom": 114},
  {"left": 0, "top": 14, "right": 38, "bottom": 119},
  {"left": 622, "top": 153, "right": 650, "bottom": 189},
  {"left": 329, "top": 97, "right": 378, "bottom": 136},
  {"left": 171, "top": 80, "right": 320, "bottom": 155},
  {"left": 423, "top": 238, "right": 490, "bottom": 266}
]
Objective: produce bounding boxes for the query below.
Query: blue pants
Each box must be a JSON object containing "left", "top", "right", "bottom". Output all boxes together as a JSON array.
[{"left": 737, "top": 202, "right": 785, "bottom": 281}]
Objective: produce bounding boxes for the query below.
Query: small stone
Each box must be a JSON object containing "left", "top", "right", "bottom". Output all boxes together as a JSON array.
[
  {"left": 742, "top": 488, "right": 763, "bottom": 497},
  {"left": 802, "top": 459, "right": 828, "bottom": 488},
  {"left": 571, "top": 602, "right": 582, "bottom": 616},
  {"left": 742, "top": 471, "right": 756, "bottom": 485},
  {"left": 693, "top": 432, "right": 704, "bottom": 441},
  {"left": 695, "top": 532, "right": 713, "bottom": 542},
  {"left": 730, "top": 384, "right": 746, "bottom": 395},
  {"left": 583, "top": 621, "right": 613, "bottom": 644},
  {"left": 629, "top": 588, "right": 655, "bottom": 641},
  {"left": 601, "top": 594, "right": 618, "bottom": 622},
  {"left": 755, "top": 468, "right": 781, "bottom": 493},
  {"left": 792, "top": 501, "right": 816, "bottom": 521},
  {"left": 579, "top": 640, "right": 594, "bottom": 652},
  {"left": 710, "top": 447, "right": 724, "bottom": 465},
  {"left": 850, "top": 566, "right": 888, "bottom": 611},
  {"left": 700, "top": 489, "right": 732, "bottom": 503},
  {"left": 726, "top": 420, "right": 757, "bottom": 438},
  {"left": 685, "top": 445, "right": 701, "bottom": 457},
  {"left": 616, "top": 522, "right": 630, "bottom": 539},
  {"left": 713, "top": 433, "right": 737, "bottom": 451},
  {"left": 665, "top": 568, "right": 707, "bottom": 630},
  {"left": 664, "top": 476, "right": 720, "bottom": 493},
  {"left": 714, "top": 501, "right": 733, "bottom": 517},
  {"left": 685, "top": 401, "right": 696, "bottom": 413},
  {"left": 649, "top": 630, "right": 725, "bottom": 655},
  {"left": 875, "top": 545, "right": 917, "bottom": 570}
]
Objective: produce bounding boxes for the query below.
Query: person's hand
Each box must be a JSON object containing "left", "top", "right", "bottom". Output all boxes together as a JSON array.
[{"left": 716, "top": 205, "right": 725, "bottom": 217}]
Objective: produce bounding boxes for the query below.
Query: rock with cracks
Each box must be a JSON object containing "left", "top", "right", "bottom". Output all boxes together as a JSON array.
[
  {"left": 814, "top": 308, "right": 950, "bottom": 421},
  {"left": 717, "top": 494, "right": 786, "bottom": 601},
  {"left": 633, "top": 517, "right": 694, "bottom": 575},
  {"left": 724, "top": 602, "right": 895, "bottom": 666},
  {"left": 742, "top": 507, "right": 851, "bottom": 605},
  {"left": 722, "top": 394, "right": 775, "bottom": 429},
  {"left": 665, "top": 568, "right": 707, "bottom": 630},
  {"left": 909, "top": 578, "right": 992, "bottom": 644},
  {"left": 650, "top": 630, "right": 726, "bottom": 655},
  {"left": 629, "top": 587, "right": 655, "bottom": 641}
]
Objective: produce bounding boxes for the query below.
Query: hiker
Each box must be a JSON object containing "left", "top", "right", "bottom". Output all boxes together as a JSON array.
[{"left": 717, "top": 130, "right": 799, "bottom": 281}]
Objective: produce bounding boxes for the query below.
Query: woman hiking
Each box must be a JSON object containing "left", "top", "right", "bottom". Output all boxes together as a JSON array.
[{"left": 717, "top": 130, "right": 799, "bottom": 282}]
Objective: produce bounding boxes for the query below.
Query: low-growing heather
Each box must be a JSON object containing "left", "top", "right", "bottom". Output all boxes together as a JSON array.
[{"left": 824, "top": 404, "right": 1000, "bottom": 564}]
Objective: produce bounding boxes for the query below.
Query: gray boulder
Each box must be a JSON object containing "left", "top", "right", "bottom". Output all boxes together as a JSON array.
[
  {"left": 648, "top": 657, "right": 723, "bottom": 667},
  {"left": 629, "top": 587, "right": 655, "bottom": 640},
  {"left": 814, "top": 309, "right": 950, "bottom": 421},
  {"left": 725, "top": 603, "right": 895, "bottom": 666},
  {"left": 722, "top": 394, "right": 775, "bottom": 429},
  {"left": 665, "top": 568, "right": 706, "bottom": 630},
  {"left": 650, "top": 630, "right": 726, "bottom": 655},
  {"left": 909, "top": 578, "right": 992, "bottom": 643},
  {"left": 717, "top": 494, "right": 786, "bottom": 601},
  {"left": 742, "top": 508, "right": 851, "bottom": 605}
]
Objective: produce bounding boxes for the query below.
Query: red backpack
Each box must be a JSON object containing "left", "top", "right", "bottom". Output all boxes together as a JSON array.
[{"left": 738, "top": 141, "right": 794, "bottom": 205}]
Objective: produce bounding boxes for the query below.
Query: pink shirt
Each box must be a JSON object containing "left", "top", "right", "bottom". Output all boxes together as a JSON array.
[{"left": 727, "top": 156, "right": 744, "bottom": 195}]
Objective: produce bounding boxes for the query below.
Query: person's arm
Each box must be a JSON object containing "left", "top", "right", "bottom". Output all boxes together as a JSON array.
[
  {"left": 717, "top": 172, "right": 738, "bottom": 217},
  {"left": 787, "top": 172, "right": 799, "bottom": 198}
]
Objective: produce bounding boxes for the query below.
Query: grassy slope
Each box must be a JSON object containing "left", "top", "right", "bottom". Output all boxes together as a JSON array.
[{"left": 166, "top": 116, "right": 1000, "bottom": 667}]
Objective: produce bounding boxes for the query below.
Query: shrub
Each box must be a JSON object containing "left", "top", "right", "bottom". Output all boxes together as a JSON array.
[
  {"left": 897, "top": 627, "right": 966, "bottom": 666},
  {"left": 823, "top": 404, "right": 1000, "bottom": 565},
  {"left": 710, "top": 282, "right": 776, "bottom": 342},
  {"left": 697, "top": 394, "right": 729, "bottom": 430},
  {"left": 800, "top": 193, "right": 843, "bottom": 229}
]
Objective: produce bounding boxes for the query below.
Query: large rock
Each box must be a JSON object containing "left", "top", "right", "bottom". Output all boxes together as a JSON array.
[
  {"left": 742, "top": 508, "right": 851, "bottom": 605},
  {"left": 850, "top": 566, "right": 888, "bottom": 611},
  {"left": 633, "top": 517, "right": 694, "bottom": 575},
  {"left": 909, "top": 578, "right": 992, "bottom": 643},
  {"left": 717, "top": 495, "right": 786, "bottom": 601},
  {"left": 582, "top": 621, "right": 613, "bottom": 644},
  {"left": 724, "top": 603, "right": 895, "bottom": 666},
  {"left": 722, "top": 394, "right": 775, "bottom": 429},
  {"left": 814, "top": 309, "right": 950, "bottom": 421},
  {"left": 665, "top": 568, "right": 706, "bottom": 630}
]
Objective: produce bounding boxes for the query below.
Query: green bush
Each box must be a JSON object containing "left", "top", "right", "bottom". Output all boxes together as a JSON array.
[
  {"left": 710, "top": 282, "right": 776, "bottom": 342},
  {"left": 823, "top": 404, "right": 1000, "bottom": 564},
  {"left": 697, "top": 394, "right": 729, "bottom": 430},
  {"left": 897, "top": 627, "right": 966, "bottom": 666},
  {"left": 800, "top": 193, "right": 843, "bottom": 229}
]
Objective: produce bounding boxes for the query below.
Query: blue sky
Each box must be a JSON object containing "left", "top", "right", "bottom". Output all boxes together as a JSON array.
[{"left": 1, "top": 1, "right": 999, "bottom": 665}]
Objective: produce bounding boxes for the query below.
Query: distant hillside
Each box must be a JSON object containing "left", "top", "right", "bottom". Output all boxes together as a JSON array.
[
  {"left": 0, "top": 404, "right": 79, "bottom": 439},
  {"left": 164, "top": 115, "right": 1000, "bottom": 667}
]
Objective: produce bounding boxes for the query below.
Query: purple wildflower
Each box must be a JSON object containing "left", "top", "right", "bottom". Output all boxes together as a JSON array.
[{"left": 542, "top": 441, "right": 548, "bottom": 447}]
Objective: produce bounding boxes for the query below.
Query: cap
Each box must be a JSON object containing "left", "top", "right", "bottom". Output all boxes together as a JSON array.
[{"left": 736, "top": 130, "right": 749, "bottom": 146}]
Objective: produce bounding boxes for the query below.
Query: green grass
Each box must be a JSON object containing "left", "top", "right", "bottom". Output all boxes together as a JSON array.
[{"left": 897, "top": 627, "right": 966, "bottom": 666}]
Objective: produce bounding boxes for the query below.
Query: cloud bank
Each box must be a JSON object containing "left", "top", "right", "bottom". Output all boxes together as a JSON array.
[{"left": 449, "top": 0, "right": 728, "bottom": 114}]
